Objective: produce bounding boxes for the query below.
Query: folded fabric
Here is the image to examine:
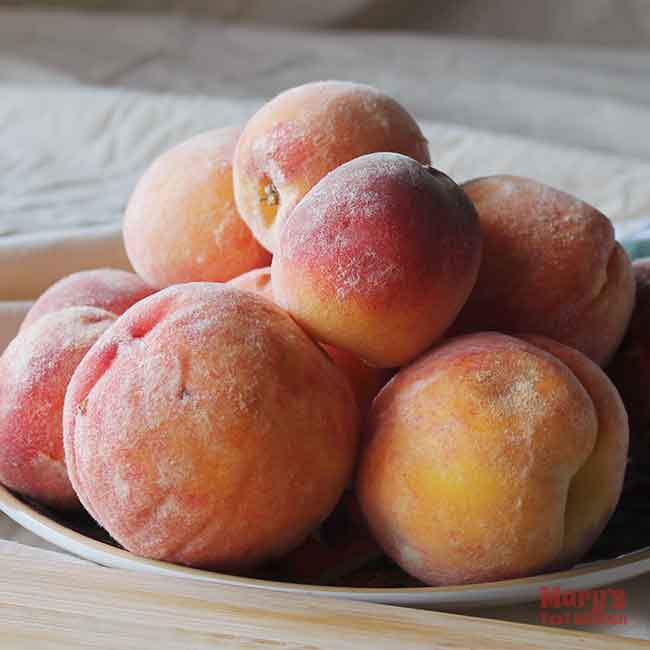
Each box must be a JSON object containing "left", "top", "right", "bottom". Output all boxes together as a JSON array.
[
  {"left": 0, "top": 225, "right": 129, "bottom": 302},
  {"left": 3, "top": 8, "right": 650, "bottom": 161},
  {"left": 0, "top": 302, "right": 31, "bottom": 354}
]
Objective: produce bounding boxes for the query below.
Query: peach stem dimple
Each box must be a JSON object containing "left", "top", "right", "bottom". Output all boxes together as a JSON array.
[
  {"left": 262, "top": 182, "right": 279, "bottom": 207},
  {"left": 258, "top": 178, "right": 280, "bottom": 227}
]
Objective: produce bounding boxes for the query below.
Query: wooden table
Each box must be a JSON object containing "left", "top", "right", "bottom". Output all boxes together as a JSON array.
[{"left": 0, "top": 542, "right": 647, "bottom": 649}]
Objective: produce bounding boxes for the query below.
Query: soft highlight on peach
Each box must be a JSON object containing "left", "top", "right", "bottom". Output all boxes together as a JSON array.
[
  {"left": 21, "top": 268, "right": 155, "bottom": 332},
  {"left": 124, "top": 127, "right": 270, "bottom": 288},
  {"left": 0, "top": 307, "right": 116, "bottom": 509}
]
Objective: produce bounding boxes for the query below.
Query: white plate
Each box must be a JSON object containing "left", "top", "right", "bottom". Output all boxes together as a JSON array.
[{"left": 2, "top": 484, "right": 649, "bottom": 610}]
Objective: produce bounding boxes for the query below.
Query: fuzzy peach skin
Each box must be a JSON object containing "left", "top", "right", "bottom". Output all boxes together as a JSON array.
[
  {"left": 123, "top": 127, "right": 271, "bottom": 288},
  {"left": 272, "top": 153, "right": 482, "bottom": 368},
  {"left": 355, "top": 332, "right": 624, "bottom": 586},
  {"left": 228, "top": 266, "right": 275, "bottom": 301},
  {"left": 0, "top": 307, "right": 116, "bottom": 509},
  {"left": 608, "top": 258, "right": 650, "bottom": 463},
  {"left": 453, "top": 176, "right": 635, "bottom": 366},
  {"left": 229, "top": 266, "right": 392, "bottom": 419},
  {"left": 322, "top": 346, "right": 394, "bottom": 423},
  {"left": 522, "top": 335, "right": 628, "bottom": 568},
  {"left": 262, "top": 492, "right": 383, "bottom": 585},
  {"left": 63, "top": 283, "right": 359, "bottom": 570},
  {"left": 20, "top": 268, "right": 155, "bottom": 332},
  {"left": 233, "top": 80, "right": 430, "bottom": 252}
]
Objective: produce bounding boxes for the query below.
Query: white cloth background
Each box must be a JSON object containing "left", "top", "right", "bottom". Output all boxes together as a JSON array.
[{"left": 1, "top": 7, "right": 650, "bottom": 640}]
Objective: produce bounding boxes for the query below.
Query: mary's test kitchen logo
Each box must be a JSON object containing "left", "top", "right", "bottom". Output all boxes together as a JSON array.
[{"left": 539, "top": 587, "right": 627, "bottom": 626}]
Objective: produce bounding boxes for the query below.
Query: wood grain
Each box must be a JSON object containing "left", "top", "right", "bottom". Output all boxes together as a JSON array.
[{"left": 0, "top": 543, "right": 646, "bottom": 649}]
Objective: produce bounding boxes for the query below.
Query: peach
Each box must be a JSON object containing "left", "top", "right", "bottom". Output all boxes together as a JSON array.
[
  {"left": 123, "top": 127, "right": 271, "bottom": 288},
  {"left": 21, "top": 268, "right": 155, "bottom": 332},
  {"left": 263, "top": 493, "right": 382, "bottom": 585},
  {"left": 233, "top": 80, "right": 430, "bottom": 252},
  {"left": 356, "top": 332, "right": 628, "bottom": 586},
  {"left": 272, "top": 153, "right": 482, "bottom": 368},
  {"left": 229, "top": 266, "right": 393, "bottom": 418},
  {"left": 453, "top": 175, "right": 635, "bottom": 366},
  {"left": 63, "top": 283, "right": 359, "bottom": 570},
  {"left": 522, "top": 335, "right": 628, "bottom": 569},
  {"left": 0, "top": 307, "right": 116, "bottom": 508},
  {"left": 321, "top": 346, "right": 394, "bottom": 423},
  {"left": 608, "top": 258, "right": 650, "bottom": 463},
  {"left": 228, "top": 266, "right": 274, "bottom": 302}
]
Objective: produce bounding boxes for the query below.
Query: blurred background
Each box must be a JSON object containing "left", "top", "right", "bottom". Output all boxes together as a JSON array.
[
  {"left": 2, "top": 0, "right": 650, "bottom": 242},
  {"left": 2, "top": 0, "right": 650, "bottom": 46}
]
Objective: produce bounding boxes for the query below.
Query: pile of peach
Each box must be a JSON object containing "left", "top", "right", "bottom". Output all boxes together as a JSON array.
[{"left": 2, "top": 80, "right": 648, "bottom": 587}]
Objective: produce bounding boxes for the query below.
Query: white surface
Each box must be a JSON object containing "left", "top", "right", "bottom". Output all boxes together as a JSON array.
[{"left": 1, "top": 6, "right": 650, "bottom": 638}]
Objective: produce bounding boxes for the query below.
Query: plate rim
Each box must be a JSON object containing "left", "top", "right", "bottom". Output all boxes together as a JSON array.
[{"left": 2, "top": 483, "right": 650, "bottom": 604}]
